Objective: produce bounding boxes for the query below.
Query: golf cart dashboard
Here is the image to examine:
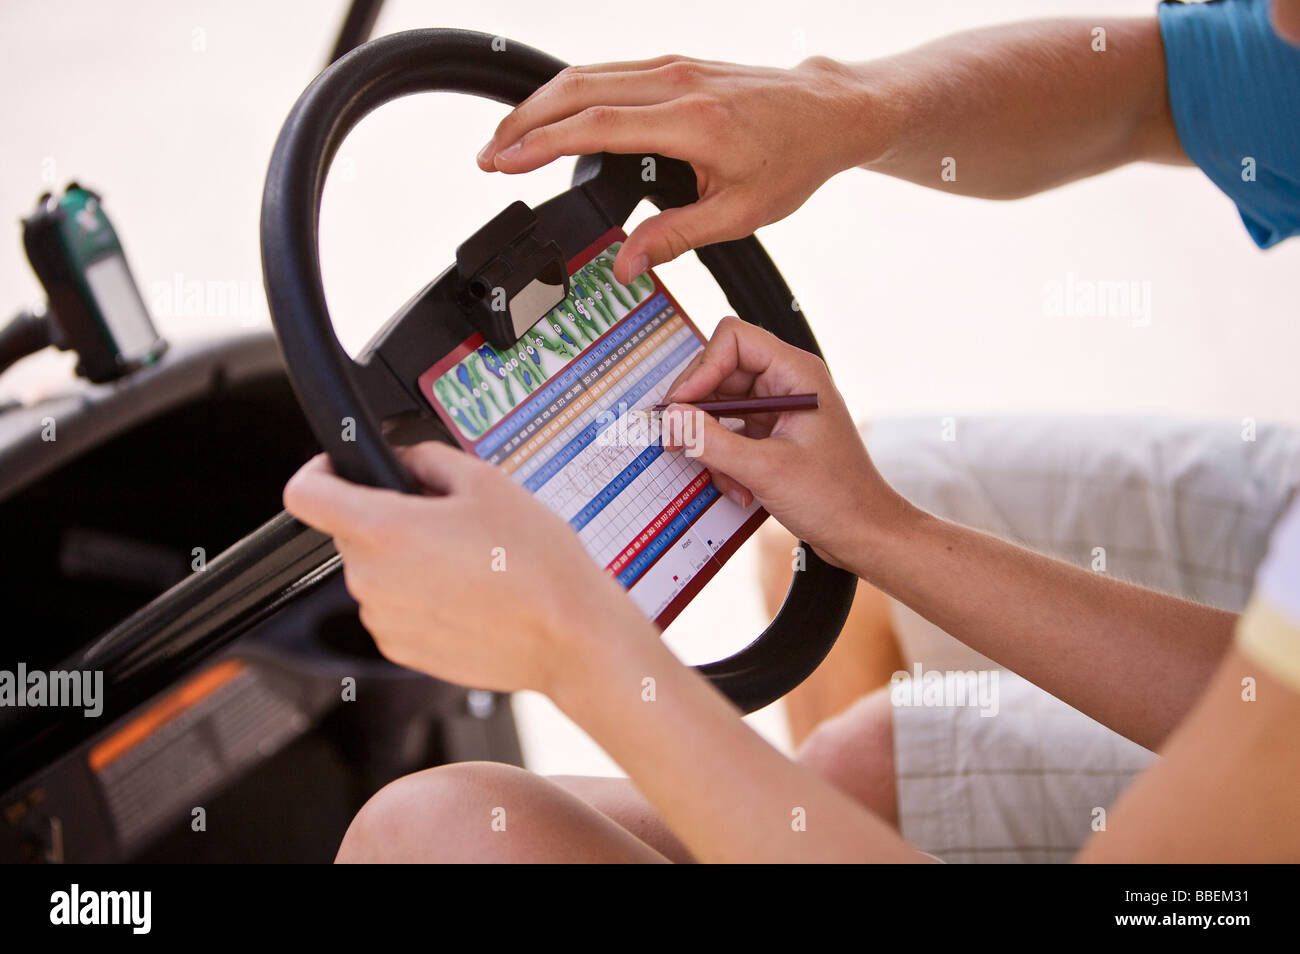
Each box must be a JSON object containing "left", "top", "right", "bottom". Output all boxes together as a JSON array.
[{"left": 0, "top": 333, "right": 317, "bottom": 665}]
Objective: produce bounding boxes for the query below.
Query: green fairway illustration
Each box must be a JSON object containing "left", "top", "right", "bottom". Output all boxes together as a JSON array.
[{"left": 431, "top": 240, "right": 657, "bottom": 440}]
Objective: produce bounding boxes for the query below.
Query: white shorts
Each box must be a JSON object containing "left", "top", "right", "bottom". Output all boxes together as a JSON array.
[{"left": 867, "top": 415, "right": 1300, "bottom": 863}]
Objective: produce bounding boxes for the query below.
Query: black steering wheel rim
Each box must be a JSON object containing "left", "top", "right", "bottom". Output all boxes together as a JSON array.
[{"left": 260, "top": 27, "right": 856, "bottom": 713}]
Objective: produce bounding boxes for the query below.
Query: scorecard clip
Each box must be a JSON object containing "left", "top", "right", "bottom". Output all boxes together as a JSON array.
[{"left": 455, "top": 201, "right": 569, "bottom": 350}]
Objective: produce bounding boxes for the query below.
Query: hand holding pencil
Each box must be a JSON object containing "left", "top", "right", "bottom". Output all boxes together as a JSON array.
[{"left": 654, "top": 317, "right": 899, "bottom": 574}]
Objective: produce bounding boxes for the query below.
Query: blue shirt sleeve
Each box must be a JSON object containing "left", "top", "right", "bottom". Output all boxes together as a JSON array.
[{"left": 1157, "top": 0, "right": 1300, "bottom": 248}]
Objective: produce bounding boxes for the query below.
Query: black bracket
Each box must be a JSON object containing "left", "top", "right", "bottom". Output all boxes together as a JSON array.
[{"left": 455, "top": 201, "right": 569, "bottom": 350}]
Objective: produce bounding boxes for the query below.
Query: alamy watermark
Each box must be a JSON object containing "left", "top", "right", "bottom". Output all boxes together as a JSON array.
[
  {"left": 1044, "top": 272, "right": 1152, "bottom": 328},
  {"left": 0, "top": 664, "right": 103, "bottom": 717},
  {"left": 50, "top": 884, "right": 150, "bottom": 934},
  {"left": 151, "top": 273, "right": 263, "bottom": 325},
  {"left": 890, "top": 664, "right": 1000, "bottom": 718}
]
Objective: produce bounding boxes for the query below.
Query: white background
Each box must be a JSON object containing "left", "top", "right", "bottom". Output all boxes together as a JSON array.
[{"left": 2, "top": 0, "right": 1297, "bottom": 776}]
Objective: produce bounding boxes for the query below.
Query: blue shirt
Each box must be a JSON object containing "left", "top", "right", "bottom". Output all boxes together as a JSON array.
[{"left": 1158, "top": 0, "right": 1300, "bottom": 247}]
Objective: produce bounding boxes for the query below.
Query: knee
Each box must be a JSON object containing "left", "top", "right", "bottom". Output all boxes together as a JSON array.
[
  {"left": 336, "top": 760, "right": 531, "bottom": 863},
  {"left": 796, "top": 687, "right": 898, "bottom": 825}
]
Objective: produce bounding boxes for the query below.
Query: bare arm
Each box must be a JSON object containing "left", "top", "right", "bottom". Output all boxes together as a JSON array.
[
  {"left": 1078, "top": 649, "right": 1300, "bottom": 861},
  {"left": 853, "top": 18, "right": 1188, "bottom": 199},
  {"left": 551, "top": 595, "right": 926, "bottom": 863},
  {"left": 851, "top": 506, "right": 1236, "bottom": 751}
]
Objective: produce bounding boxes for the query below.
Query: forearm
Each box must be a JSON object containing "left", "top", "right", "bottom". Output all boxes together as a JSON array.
[
  {"left": 1077, "top": 651, "right": 1300, "bottom": 862},
  {"left": 854, "top": 504, "right": 1236, "bottom": 750},
  {"left": 548, "top": 598, "right": 922, "bottom": 863},
  {"left": 840, "top": 18, "right": 1187, "bottom": 198}
]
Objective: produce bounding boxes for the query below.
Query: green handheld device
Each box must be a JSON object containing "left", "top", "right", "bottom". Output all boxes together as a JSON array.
[{"left": 19, "top": 184, "right": 166, "bottom": 383}]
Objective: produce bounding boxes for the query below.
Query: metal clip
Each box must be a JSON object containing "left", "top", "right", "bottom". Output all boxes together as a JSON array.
[{"left": 455, "top": 201, "right": 569, "bottom": 350}]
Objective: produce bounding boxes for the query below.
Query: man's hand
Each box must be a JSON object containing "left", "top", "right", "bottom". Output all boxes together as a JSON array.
[
  {"left": 477, "top": 20, "right": 1183, "bottom": 278},
  {"left": 477, "top": 55, "right": 878, "bottom": 282},
  {"left": 283, "top": 442, "right": 651, "bottom": 694}
]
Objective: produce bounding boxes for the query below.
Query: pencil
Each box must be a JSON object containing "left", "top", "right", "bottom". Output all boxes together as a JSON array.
[{"left": 648, "top": 393, "right": 820, "bottom": 416}]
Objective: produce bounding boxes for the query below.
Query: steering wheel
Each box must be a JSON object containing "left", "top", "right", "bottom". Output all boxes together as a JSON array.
[{"left": 260, "top": 28, "right": 856, "bottom": 714}]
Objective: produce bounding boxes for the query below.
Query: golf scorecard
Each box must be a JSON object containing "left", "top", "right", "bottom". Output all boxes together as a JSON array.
[{"left": 420, "top": 228, "right": 766, "bottom": 627}]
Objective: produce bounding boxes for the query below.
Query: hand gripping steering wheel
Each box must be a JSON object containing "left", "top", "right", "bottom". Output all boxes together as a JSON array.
[{"left": 260, "top": 28, "right": 856, "bottom": 713}]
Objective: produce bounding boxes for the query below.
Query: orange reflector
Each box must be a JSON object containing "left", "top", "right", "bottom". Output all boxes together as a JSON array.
[{"left": 88, "top": 659, "right": 246, "bottom": 772}]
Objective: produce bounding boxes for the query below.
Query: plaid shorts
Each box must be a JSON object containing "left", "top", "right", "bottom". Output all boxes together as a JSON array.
[{"left": 866, "top": 415, "right": 1300, "bottom": 863}]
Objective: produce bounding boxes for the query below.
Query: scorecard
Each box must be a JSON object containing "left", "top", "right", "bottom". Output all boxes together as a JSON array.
[{"left": 419, "top": 228, "right": 767, "bottom": 627}]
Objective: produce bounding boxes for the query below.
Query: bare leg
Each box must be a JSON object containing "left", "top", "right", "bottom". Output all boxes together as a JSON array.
[
  {"left": 336, "top": 761, "right": 670, "bottom": 863},
  {"left": 757, "top": 521, "right": 905, "bottom": 745},
  {"left": 337, "top": 689, "right": 901, "bottom": 863},
  {"left": 794, "top": 686, "right": 898, "bottom": 826},
  {"left": 547, "top": 776, "right": 696, "bottom": 863}
]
